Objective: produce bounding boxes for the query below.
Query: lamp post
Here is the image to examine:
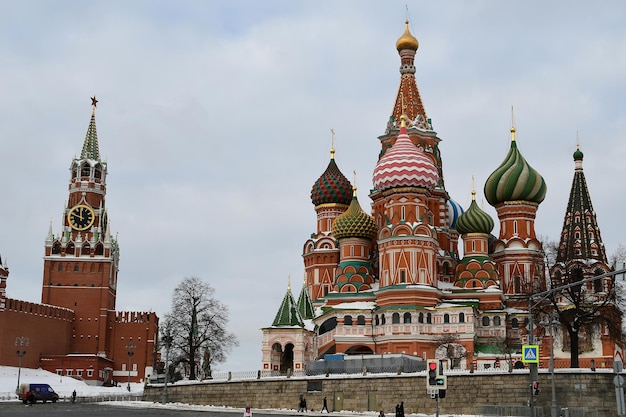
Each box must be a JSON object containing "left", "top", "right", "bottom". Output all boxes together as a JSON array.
[
  {"left": 540, "top": 313, "right": 559, "bottom": 417},
  {"left": 15, "top": 336, "right": 29, "bottom": 395},
  {"left": 126, "top": 340, "right": 136, "bottom": 392},
  {"left": 162, "top": 333, "right": 172, "bottom": 404}
]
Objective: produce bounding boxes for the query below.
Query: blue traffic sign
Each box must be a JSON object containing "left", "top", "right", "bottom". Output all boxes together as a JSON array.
[{"left": 522, "top": 345, "right": 539, "bottom": 363}]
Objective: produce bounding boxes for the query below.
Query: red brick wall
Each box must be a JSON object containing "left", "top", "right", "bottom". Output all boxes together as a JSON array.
[{"left": 0, "top": 298, "right": 73, "bottom": 368}]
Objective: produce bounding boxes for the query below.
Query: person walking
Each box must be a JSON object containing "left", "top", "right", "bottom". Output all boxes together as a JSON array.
[
  {"left": 72, "top": 390, "right": 76, "bottom": 403},
  {"left": 322, "top": 396, "right": 329, "bottom": 413}
]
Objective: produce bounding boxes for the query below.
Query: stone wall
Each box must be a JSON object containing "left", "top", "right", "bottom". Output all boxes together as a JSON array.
[{"left": 143, "top": 371, "right": 621, "bottom": 417}]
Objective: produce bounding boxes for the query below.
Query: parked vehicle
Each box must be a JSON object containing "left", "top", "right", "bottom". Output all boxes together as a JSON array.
[{"left": 18, "top": 383, "right": 59, "bottom": 404}]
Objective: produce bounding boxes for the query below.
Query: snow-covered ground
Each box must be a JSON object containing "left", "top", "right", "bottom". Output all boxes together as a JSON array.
[{"left": 0, "top": 365, "right": 144, "bottom": 400}]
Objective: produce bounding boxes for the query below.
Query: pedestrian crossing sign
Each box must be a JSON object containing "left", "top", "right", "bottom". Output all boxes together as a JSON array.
[{"left": 522, "top": 345, "right": 539, "bottom": 363}]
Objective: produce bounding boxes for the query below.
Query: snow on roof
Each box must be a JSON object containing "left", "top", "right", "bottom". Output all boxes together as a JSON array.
[{"left": 331, "top": 301, "right": 377, "bottom": 310}]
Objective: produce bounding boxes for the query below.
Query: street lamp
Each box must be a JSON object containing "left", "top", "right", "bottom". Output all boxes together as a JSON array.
[
  {"left": 540, "top": 313, "right": 560, "bottom": 417},
  {"left": 126, "top": 340, "right": 136, "bottom": 392},
  {"left": 161, "top": 333, "right": 172, "bottom": 404},
  {"left": 15, "top": 337, "right": 29, "bottom": 395}
]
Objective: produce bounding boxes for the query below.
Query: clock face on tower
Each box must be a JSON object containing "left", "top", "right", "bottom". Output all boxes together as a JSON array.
[{"left": 67, "top": 204, "right": 95, "bottom": 231}]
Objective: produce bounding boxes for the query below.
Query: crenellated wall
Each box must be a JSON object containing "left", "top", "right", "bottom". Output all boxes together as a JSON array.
[
  {"left": 0, "top": 298, "right": 73, "bottom": 368},
  {"left": 144, "top": 371, "right": 622, "bottom": 417}
]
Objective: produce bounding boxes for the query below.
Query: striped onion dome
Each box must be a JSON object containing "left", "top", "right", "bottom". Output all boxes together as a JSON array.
[
  {"left": 456, "top": 189, "right": 494, "bottom": 235},
  {"left": 446, "top": 198, "right": 464, "bottom": 230},
  {"left": 372, "top": 115, "right": 439, "bottom": 192},
  {"left": 332, "top": 190, "right": 377, "bottom": 240},
  {"left": 311, "top": 148, "right": 353, "bottom": 207},
  {"left": 484, "top": 126, "right": 547, "bottom": 206}
]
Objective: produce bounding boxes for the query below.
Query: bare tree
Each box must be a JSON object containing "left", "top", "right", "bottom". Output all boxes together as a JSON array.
[
  {"left": 163, "top": 276, "right": 239, "bottom": 380},
  {"left": 433, "top": 334, "right": 466, "bottom": 369}
]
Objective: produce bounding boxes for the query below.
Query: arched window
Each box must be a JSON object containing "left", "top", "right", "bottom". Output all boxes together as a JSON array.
[
  {"left": 594, "top": 269, "right": 604, "bottom": 293},
  {"left": 403, "top": 313, "right": 411, "bottom": 324},
  {"left": 494, "top": 316, "right": 501, "bottom": 326},
  {"left": 418, "top": 312, "right": 424, "bottom": 323},
  {"left": 357, "top": 315, "right": 365, "bottom": 325},
  {"left": 512, "top": 318, "right": 519, "bottom": 329},
  {"left": 94, "top": 164, "right": 102, "bottom": 179},
  {"left": 426, "top": 313, "right": 432, "bottom": 324},
  {"left": 381, "top": 314, "right": 386, "bottom": 325},
  {"left": 375, "top": 315, "right": 380, "bottom": 326},
  {"left": 52, "top": 241, "right": 62, "bottom": 255},
  {"left": 392, "top": 313, "right": 400, "bottom": 324},
  {"left": 459, "top": 313, "right": 465, "bottom": 323},
  {"left": 81, "top": 163, "right": 91, "bottom": 177},
  {"left": 95, "top": 243, "right": 104, "bottom": 256},
  {"left": 344, "top": 315, "right": 353, "bottom": 326},
  {"left": 443, "top": 314, "right": 450, "bottom": 324},
  {"left": 81, "top": 243, "right": 90, "bottom": 256},
  {"left": 514, "top": 276, "right": 522, "bottom": 293},
  {"left": 482, "top": 317, "right": 490, "bottom": 327}
]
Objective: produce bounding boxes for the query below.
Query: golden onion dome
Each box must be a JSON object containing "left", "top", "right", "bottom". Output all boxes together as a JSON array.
[{"left": 396, "top": 19, "right": 419, "bottom": 52}]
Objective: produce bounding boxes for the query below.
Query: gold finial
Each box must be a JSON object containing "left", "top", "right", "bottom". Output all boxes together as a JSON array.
[
  {"left": 510, "top": 106, "right": 516, "bottom": 142},
  {"left": 471, "top": 176, "right": 477, "bottom": 200},
  {"left": 330, "top": 128, "right": 335, "bottom": 159},
  {"left": 287, "top": 275, "right": 291, "bottom": 291},
  {"left": 352, "top": 170, "right": 358, "bottom": 196},
  {"left": 303, "top": 272, "right": 306, "bottom": 285},
  {"left": 91, "top": 96, "right": 98, "bottom": 115},
  {"left": 576, "top": 131, "right": 580, "bottom": 149},
  {"left": 400, "top": 113, "right": 407, "bottom": 128}
]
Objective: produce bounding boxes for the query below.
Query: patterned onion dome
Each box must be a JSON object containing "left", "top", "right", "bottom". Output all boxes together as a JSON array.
[
  {"left": 311, "top": 149, "right": 353, "bottom": 207},
  {"left": 455, "top": 190, "right": 494, "bottom": 235},
  {"left": 484, "top": 126, "right": 547, "bottom": 206},
  {"left": 332, "top": 191, "right": 378, "bottom": 240},
  {"left": 396, "top": 19, "right": 419, "bottom": 51},
  {"left": 373, "top": 116, "right": 439, "bottom": 192},
  {"left": 446, "top": 198, "right": 464, "bottom": 230}
]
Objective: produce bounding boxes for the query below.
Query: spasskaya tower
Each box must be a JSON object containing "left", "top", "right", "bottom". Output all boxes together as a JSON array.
[{"left": 41, "top": 96, "right": 120, "bottom": 358}]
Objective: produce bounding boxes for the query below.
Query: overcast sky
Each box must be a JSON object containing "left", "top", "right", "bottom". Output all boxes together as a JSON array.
[{"left": 1, "top": 1, "right": 624, "bottom": 372}]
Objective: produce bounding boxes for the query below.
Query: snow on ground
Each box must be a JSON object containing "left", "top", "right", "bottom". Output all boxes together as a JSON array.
[{"left": 0, "top": 365, "right": 144, "bottom": 400}]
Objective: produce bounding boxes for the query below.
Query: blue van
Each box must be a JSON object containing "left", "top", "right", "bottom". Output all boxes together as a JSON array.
[{"left": 18, "top": 383, "right": 59, "bottom": 404}]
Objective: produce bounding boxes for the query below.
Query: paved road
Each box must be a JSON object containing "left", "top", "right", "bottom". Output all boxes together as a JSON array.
[{"left": 0, "top": 401, "right": 308, "bottom": 417}]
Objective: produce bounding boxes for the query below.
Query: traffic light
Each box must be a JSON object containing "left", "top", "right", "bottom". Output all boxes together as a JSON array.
[
  {"left": 533, "top": 381, "right": 539, "bottom": 395},
  {"left": 426, "top": 359, "right": 447, "bottom": 390},
  {"left": 428, "top": 360, "right": 438, "bottom": 387}
]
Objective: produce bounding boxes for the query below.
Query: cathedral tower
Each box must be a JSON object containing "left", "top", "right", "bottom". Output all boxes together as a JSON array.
[{"left": 484, "top": 122, "right": 547, "bottom": 298}]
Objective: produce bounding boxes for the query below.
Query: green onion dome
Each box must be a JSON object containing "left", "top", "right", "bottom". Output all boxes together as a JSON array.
[
  {"left": 484, "top": 127, "right": 547, "bottom": 206},
  {"left": 573, "top": 145, "right": 584, "bottom": 161},
  {"left": 332, "top": 190, "right": 378, "bottom": 240},
  {"left": 311, "top": 148, "right": 353, "bottom": 207},
  {"left": 455, "top": 189, "right": 494, "bottom": 235}
]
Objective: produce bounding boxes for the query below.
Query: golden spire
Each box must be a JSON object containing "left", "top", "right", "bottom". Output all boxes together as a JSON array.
[
  {"left": 352, "top": 170, "right": 357, "bottom": 196},
  {"left": 303, "top": 271, "right": 306, "bottom": 285},
  {"left": 471, "top": 176, "right": 477, "bottom": 200},
  {"left": 510, "top": 106, "right": 516, "bottom": 142},
  {"left": 330, "top": 128, "right": 335, "bottom": 159},
  {"left": 287, "top": 275, "right": 291, "bottom": 291}
]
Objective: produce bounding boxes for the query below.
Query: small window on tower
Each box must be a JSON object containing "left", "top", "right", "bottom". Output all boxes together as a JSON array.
[{"left": 74, "top": 265, "right": 79, "bottom": 272}]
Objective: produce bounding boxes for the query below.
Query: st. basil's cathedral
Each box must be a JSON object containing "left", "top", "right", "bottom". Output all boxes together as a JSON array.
[{"left": 261, "top": 20, "right": 621, "bottom": 372}]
